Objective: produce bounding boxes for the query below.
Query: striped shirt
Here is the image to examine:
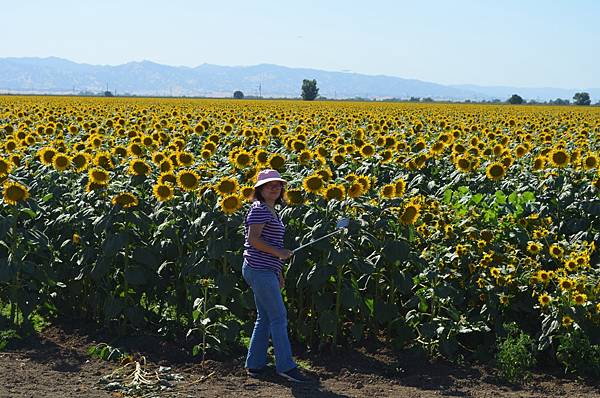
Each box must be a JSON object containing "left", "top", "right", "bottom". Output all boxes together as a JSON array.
[{"left": 243, "top": 201, "right": 285, "bottom": 273}]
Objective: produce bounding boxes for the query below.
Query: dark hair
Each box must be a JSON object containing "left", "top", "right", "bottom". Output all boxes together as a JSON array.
[{"left": 252, "top": 182, "right": 287, "bottom": 206}]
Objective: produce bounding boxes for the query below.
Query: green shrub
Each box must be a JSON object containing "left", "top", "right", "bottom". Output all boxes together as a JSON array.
[
  {"left": 495, "top": 323, "right": 536, "bottom": 384},
  {"left": 556, "top": 330, "right": 600, "bottom": 378}
]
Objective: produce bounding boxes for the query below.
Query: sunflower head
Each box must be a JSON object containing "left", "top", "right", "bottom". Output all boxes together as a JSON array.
[
  {"left": 112, "top": 192, "right": 139, "bottom": 208},
  {"left": 0, "top": 157, "right": 13, "bottom": 175},
  {"left": 485, "top": 162, "right": 506, "bottom": 181},
  {"left": 53, "top": 154, "right": 71, "bottom": 172},
  {"left": 394, "top": 178, "right": 406, "bottom": 197},
  {"left": 303, "top": 174, "right": 324, "bottom": 194},
  {"left": 268, "top": 154, "right": 286, "bottom": 170},
  {"left": 347, "top": 183, "right": 363, "bottom": 199},
  {"left": 380, "top": 184, "right": 395, "bottom": 199},
  {"left": 177, "top": 151, "right": 195, "bottom": 167},
  {"left": 3, "top": 180, "right": 30, "bottom": 205},
  {"left": 153, "top": 183, "right": 174, "bottom": 202},
  {"left": 216, "top": 177, "right": 239, "bottom": 196},
  {"left": 129, "top": 160, "right": 151, "bottom": 176},
  {"left": 538, "top": 294, "right": 551, "bottom": 307},
  {"left": 285, "top": 188, "right": 304, "bottom": 205},
  {"left": 400, "top": 199, "right": 421, "bottom": 225},
  {"left": 324, "top": 184, "right": 345, "bottom": 201},
  {"left": 177, "top": 169, "right": 201, "bottom": 192},
  {"left": 220, "top": 194, "right": 242, "bottom": 214},
  {"left": 89, "top": 167, "right": 109, "bottom": 185},
  {"left": 549, "top": 149, "right": 570, "bottom": 168},
  {"left": 234, "top": 150, "right": 252, "bottom": 169}
]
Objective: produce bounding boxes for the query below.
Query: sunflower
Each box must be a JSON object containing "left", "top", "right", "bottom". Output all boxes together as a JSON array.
[
  {"left": 88, "top": 167, "right": 109, "bottom": 185},
  {"left": 200, "top": 149, "right": 212, "bottom": 159},
  {"left": 485, "top": 162, "right": 506, "bottom": 181},
  {"left": 538, "top": 293, "right": 551, "bottom": 307},
  {"left": 379, "top": 184, "right": 395, "bottom": 199},
  {"left": 52, "top": 154, "right": 71, "bottom": 172},
  {"left": 347, "top": 183, "right": 363, "bottom": 199},
  {"left": 127, "top": 142, "right": 144, "bottom": 157},
  {"left": 153, "top": 183, "right": 174, "bottom": 202},
  {"left": 356, "top": 175, "right": 371, "bottom": 191},
  {"left": 268, "top": 154, "right": 285, "bottom": 170},
  {"left": 583, "top": 154, "right": 598, "bottom": 170},
  {"left": 159, "top": 159, "right": 174, "bottom": 173},
  {"left": 324, "top": 184, "right": 345, "bottom": 201},
  {"left": 359, "top": 144, "right": 375, "bottom": 158},
  {"left": 233, "top": 150, "right": 252, "bottom": 169},
  {"left": 285, "top": 188, "right": 304, "bottom": 205},
  {"left": 215, "top": 177, "right": 239, "bottom": 196},
  {"left": 298, "top": 150, "right": 312, "bottom": 164},
  {"left": 241, "top": 185, "right": 255, "bottom": 200},
  {"left": 0, "top": 157, "right": 12, "bottom": 175},
  {"left": 455, "top": 155, "right": 472, "bottom": 172},
  {"left": 303, "top": 174, "right": 324, "bottom": 194},
  {"left": 177, "top": 169, "right": 201, "bottom": 192},
  {"left": 220, "top": 194, "right": 243, "bottom": 214},
  {"left": 332, "top": 153, "right": 345, "bottom": 166},
  {"left": 527, "top": 241, "right": 542, "bottom": 254},
  {"left": 112, "top": 145, "right": 128, "bottom": 158},
  {"left": 255, "top": 149, "right": 269, "bottom": 165},
  {"left": 152, "top": 151, "right": 166, "bottom": 164},
  {"left": 532, "top": 156, "right": 546, "bottom": 171},
  {"left": 573, "top": 293, "right": 587, "bottom": 305},
  {"left": 128, "top": 159, "right": 151, "bottom": 176},
  {"left": 177, "top": 151, "right": 195, "bottom": 167},
  {"left": 38, "top": 147, "right": 57, "bottom": 165},
  {"left": 562, "top": 315, "right": 573, "bottom": 328},
  {"left": 94, "top": 152, "right": 114, "bottom": 170},
  {"left": 2, "top": 180, "right": 29, "bottom": 205},
  {"left": 158, "top": 172, "right": 177, "bottom": 185},
  {"left": 559, "top": 277, "right": 574, "bottom": 291},
  {"left": 394, "top": 178, "right": 406, "bottom": 197},
  {"left": 549, "top": 148, "right": 570, "bottom": 168},
  {"left": 112, "top": 192, "right": 138, "bottom": 208},
  {"left": 400, "top": 199, "right": 421, "bottom": 225}
]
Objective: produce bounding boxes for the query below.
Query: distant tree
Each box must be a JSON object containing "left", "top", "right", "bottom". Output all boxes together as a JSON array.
[
  {"left": 409, "top": 96, "right": 420, "bottom": 102},
  {"left": 573, "top": 92, "right": 591, "bottom": 106},
  {"left": 301, "top": 79, "right": 319, "bottom": 101},
  {"left": 508, "top": 94, "right": 524, "bottom": 104},
  {"left": 550, "top": 98, "right": 570, "bottom": 105},
  {"left": 421, "top": 97, "right": 434, "bottom": 102},
  {"left": 233, "top": 90, "right": 244, "bottom": 99},
  {"left": 103, "top": 91, "right": 114, "bottom": 97}
]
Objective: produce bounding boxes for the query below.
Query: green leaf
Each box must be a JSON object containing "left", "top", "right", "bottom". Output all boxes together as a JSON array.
[
  {"left": 318, "top": 310, "right": 337, "bottom": 335},
  {"left": 383, "top": 240, "right": 409, "bottom": 264},
  {"left": 124, "top": 266, "right": 148, "bottom": 285},
  {"left": 104, "top": 232, "right": 128, "bottom": 257}
]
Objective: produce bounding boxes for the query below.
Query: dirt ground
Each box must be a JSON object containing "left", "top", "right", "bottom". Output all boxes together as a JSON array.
[{"left": 1, "top": 323, "right": 600, "bottom": 398}]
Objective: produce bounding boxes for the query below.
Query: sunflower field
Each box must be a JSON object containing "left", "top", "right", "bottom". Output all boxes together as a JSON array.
[{"left": 1, "top": 96, "right": 600, "bottom": 365}]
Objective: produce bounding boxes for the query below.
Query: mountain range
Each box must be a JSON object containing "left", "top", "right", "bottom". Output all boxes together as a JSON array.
[{"left": 0, "top": 57, "right": 598, "bottom": 102}]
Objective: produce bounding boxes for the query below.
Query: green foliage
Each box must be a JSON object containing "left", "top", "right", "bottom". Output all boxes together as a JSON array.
[
  {"left": 573, "top": 92, "right": 591, "bottom": 106},
  {"left": 556, "top": 330, "right": 600, "bottom": 378},
  {"left": 301, "top": 79, "right": 319, "bottom": 100},
  {"left": 495, "top": 323, "right": 536, "bottom": 384},
  {"left": 233, "top": 90, "right": 244, "bottom": 99},
  {"left": 507, "top": 94, "right": 524, "bottom": 104},
  {"left": 88, "top": 342, "right": 129, "bottom": 362}
]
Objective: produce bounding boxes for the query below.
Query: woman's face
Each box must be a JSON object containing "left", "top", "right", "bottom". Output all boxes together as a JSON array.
[{"left": 261, "top": 181, "right": 283, "bottom": 202}]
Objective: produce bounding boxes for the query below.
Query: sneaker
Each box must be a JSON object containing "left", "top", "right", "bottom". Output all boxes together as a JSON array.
[
  {"left": 277, "top": 367, "right": 312, "bottom": 383},
  {"left": 246, "top": 367, "right": 265, "bottom": 378}
]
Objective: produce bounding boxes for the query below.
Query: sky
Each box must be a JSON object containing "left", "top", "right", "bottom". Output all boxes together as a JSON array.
[{"left": 2, "top": 0, "right": 599, "bottom": 89}]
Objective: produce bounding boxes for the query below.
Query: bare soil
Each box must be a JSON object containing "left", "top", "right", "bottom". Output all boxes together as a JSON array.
[{"left": 1, "top": 322, "right": 599, "bottom": 398}]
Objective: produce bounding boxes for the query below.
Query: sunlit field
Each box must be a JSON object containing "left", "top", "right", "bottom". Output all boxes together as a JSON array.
[{"left": 1, "top": 96, "right": 599, "bottom": 368}]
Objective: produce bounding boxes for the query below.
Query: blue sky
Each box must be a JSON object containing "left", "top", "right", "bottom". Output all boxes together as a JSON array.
[{"left": 3, "top": 0, "right": 599, "bottom": 88}]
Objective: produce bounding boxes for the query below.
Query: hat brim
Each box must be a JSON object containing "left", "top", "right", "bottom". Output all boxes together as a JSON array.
[{"left": 254, "top": 177, "right": 287, "bottom": 188}]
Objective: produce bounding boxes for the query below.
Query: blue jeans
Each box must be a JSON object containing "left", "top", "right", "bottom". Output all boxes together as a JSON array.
[{"left": 242, "top": 261, "right": 296, "bottom": 373}]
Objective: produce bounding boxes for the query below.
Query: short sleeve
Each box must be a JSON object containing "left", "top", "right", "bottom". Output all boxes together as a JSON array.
[{"left": 246, "top": 203, "right": 272, "bottom": 225}]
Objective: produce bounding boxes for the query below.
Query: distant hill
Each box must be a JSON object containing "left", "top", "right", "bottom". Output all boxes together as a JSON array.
[{"left": 0, "top": 57, "right": 597, "bottom": 102}]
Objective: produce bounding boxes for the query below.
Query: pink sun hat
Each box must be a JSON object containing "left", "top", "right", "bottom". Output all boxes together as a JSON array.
[{"left": 254, "top": 169, "right": 287, "bottom": 188}]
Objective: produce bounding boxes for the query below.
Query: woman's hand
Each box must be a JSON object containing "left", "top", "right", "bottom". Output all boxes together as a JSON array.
[
  {"left": 275, "top": 248, "right": 293, "bottom": 260},
  {"left": 278, "top": 271, "right": 285, "bottom": 289}
]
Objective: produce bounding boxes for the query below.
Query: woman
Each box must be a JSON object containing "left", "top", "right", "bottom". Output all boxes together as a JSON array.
[{"left": 242, "top": 169, "right": 311, "bottom": 383}]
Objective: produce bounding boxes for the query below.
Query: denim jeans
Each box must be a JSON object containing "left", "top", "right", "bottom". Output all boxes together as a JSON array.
[{"left": 242, "top": 261, "right": 296, "bottom": 373}]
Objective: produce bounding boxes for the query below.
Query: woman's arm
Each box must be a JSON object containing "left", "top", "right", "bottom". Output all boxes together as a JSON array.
[{"left": 247, "top": 223, "right": 292, "bottom": 259}]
